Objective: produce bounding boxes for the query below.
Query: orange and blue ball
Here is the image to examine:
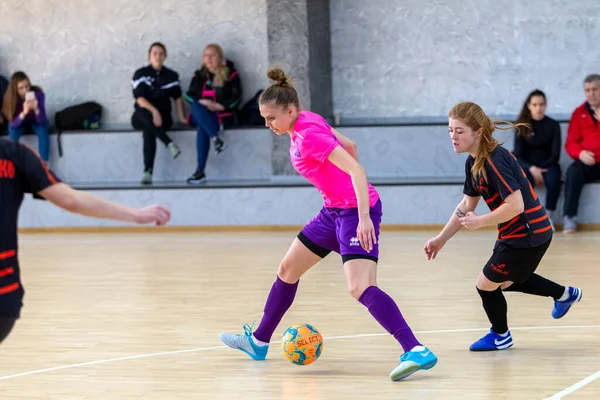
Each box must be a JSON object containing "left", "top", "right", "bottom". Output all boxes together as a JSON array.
[{"left": 282, "top": 323, "right": 323, "bottom": 365}]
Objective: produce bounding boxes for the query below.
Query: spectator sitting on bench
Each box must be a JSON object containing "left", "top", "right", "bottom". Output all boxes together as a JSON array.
[
  {"left": 131, "top": 42, "right": 187, "bottom": 185},
  {"left": 2, "top": 71, "right": 49, "bottom": 161},
  {"left": 563, "top": 74, "right": 600, "bottom": 233},
  {"left": 513, "top": 89, "right": 562, "bottom": 231},
  {"left": 184, "top": 43, "right": 242, "bottom": 184}
]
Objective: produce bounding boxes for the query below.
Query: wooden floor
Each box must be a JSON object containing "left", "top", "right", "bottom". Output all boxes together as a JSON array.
[{"left": 0, "top": 230, "right": 598, "bottom": 399}]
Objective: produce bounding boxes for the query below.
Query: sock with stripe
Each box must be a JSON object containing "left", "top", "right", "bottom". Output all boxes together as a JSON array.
[{"left": 503, "top": 274, "right": 565, "bottom": 300}]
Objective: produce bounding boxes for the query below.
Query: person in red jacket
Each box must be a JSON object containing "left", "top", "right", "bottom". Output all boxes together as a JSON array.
[{"left": 563, "top": 74, "right": 600, "bottom": 233}]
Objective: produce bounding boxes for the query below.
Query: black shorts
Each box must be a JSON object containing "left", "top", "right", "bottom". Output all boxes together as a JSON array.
[{"left": 482, "top": 239, "right": 552, "bottom": 284}]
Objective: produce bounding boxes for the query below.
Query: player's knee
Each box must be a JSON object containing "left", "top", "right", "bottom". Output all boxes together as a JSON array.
[
  {"left": 347, "top": 282, "right": 369, "bottom": 300},
  {"left": 277, "top": 259, "right": 298, "bottom": 283},
  {"left": 476, "top": 272, "right": 501, "bottom": 291}
]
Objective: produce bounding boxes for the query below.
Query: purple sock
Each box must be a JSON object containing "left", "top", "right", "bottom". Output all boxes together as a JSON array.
[
  {"left": 253, "top": 276, "right": 299, "bottom": 343},
  {"left": 359, "top": 286, "right": 421, "bottom": 353}
]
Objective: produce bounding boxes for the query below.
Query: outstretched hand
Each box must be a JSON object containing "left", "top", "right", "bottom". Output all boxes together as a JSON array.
[
  {"left": 134, "top": 205, "right": 171, "bottom": 226},
  {"left": 424, "top": 236, "right": 445, "bottom": 260}
]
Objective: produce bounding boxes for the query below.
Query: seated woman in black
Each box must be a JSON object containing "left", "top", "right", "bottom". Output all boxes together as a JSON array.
[
  {"left": 131, "top": 42, "right": 187, "bottom": 184},
  {"left": 184, "top": 43, "right": 242, "bottom": 184},
  {"left": 514, "top": 90, "right": 562, "bottom": 230}
]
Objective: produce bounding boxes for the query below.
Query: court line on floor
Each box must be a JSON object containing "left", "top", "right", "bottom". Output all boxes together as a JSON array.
[
  {"left": 0, "top": 324, "right": 599, "bottom": 382},
  {"left": 544, "top": 370, "right": 600, "bottom": 399}
]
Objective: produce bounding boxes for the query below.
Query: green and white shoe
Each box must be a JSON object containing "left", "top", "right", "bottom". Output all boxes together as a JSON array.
[
  {"left": 168, "top": 142, "right": 181, "bottom": 158},
  {"left": 141, "top": 171, "right": 152, "bottom": 185}
]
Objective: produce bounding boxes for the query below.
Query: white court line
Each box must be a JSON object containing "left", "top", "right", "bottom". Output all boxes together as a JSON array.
[
  {"left": 0, "top": 325, "right": 599, "bottom": 382},
  {"left": 544, "top": 370, "right": 600, "bottom": 399},
  {"left": 0, "top": 345, "right": 226, "bottom": 381}
]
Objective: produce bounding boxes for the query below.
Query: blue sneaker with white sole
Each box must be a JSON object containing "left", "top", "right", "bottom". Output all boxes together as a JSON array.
[
  {"left": 389, "top": 346, "right": 438, "bottom": 381},
  {"left": 552, "top": 287, "right": 582, "bottom": 319},
  {"left": 470, "top": 329, "right": 513, "bottom": 351},
  {"left": 218, "top": 323, "right": 269, "bottom": 361}
]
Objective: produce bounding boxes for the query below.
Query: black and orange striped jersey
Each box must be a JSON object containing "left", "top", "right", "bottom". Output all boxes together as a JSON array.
[
  {"left": 463, "top": 145, "right": 552, "bottom": 248},
  {"left": 0, "top": 138, "right": 59, "bottom": 317}
]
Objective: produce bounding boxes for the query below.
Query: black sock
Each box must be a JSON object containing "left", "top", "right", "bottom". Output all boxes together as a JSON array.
[
  {"left": 503, "top": 274, "right": 565, "bottom": 299},
  {"left": 477, "top": 287, "right": 508, "bottom": 334}
]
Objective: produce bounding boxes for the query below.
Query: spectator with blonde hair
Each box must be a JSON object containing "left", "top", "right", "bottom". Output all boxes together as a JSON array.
[{"left": 184, "top": 43, "right": 242, "bottom": 184}]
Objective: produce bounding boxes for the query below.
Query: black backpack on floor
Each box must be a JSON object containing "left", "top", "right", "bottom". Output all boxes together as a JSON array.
[{"left": 55, "top": 102, "right": 102, "bottom": 157}]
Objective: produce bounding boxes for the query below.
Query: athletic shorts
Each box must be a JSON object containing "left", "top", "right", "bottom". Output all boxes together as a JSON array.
[
  {"left": 298, "top": 199, "right": 382, "bottom": 263},
  {"left": 482, "top": 238, "right": 552, "bottom": 284}
]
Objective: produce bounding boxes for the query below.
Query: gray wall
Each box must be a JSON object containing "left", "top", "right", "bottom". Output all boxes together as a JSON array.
[
  {"left": 0, "top": 0, "right": 269, "bottom": 128},
  {"left": 3, "top": 0, "right": 599, "bottom": 126},
  {"left": 331, "top": 0, "right": 600, "bottom": 121}
]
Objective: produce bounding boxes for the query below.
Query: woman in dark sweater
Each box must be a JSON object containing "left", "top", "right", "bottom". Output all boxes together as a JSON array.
[
  {"left": 184, "top": 43, "right": 242, "bottom": 184},
  {"left": 514, "top": 90, "right": 561, "bottom": 230},
  {"left": 131, "top": 42, "right": 187, "bottom": 185}
]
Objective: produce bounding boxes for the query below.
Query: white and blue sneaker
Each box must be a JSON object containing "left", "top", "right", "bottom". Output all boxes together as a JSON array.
[
  {"left": 218, "top": 323, "right": 269, "bottom": 361},
  {"left": 470, "top": 329, "right": 513, "bottom": 351},
  {"left": 389, "top": 346, "right": 438, "bottom": 381},
  {"left": 552, "top": 287, "right": 582, "bottom": 319}
]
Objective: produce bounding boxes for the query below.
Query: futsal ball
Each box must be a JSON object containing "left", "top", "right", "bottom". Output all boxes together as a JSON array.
[{"left": 282, "top": 323, "right": 323, "bottom": 365}]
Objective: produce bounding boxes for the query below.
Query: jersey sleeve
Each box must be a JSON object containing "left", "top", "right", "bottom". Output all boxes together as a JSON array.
[
  {"left": 169, "top": 72, "right": 182, "bottom": 100},
  {"left": 17, "top": 143, "right": 60, "bottom": 196},
  {"left": 131, "top": 69, "right": 150, "bottom": 99},
  {"left": 301, "top": 125, "right": 340, "bottom": 163},
  {"left": 486, "top": 153, "right": 520, "bottom": 200},
  {"left": 463, "top": 160, "right": 480, "bottom": 197}
]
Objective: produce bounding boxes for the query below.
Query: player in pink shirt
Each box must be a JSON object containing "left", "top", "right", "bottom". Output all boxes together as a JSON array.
[{"left": 219, "top": 68, "right": 437, "bottom": 381}]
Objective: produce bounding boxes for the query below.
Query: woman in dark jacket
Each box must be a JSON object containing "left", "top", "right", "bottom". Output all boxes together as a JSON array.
[
  {"left": 131, "top": 42, "right": 187, "bottom": 185},
  {"left": 184, "top": 43, "right": 242, "bottom": 184},
  {"left": 514, "top": 89, "right": 562, "bottom": 230}
]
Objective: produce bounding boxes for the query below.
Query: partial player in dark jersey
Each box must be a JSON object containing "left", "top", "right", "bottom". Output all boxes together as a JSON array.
[
  {"left": 0, "top": 138, "right": 170, "bottom": 345},
  {"left": 424, "top": 102, "right": 582, "bottom": 351}
]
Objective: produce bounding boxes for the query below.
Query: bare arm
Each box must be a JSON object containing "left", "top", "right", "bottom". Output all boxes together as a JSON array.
[
  {"left": 39, "top": 183, "right": 170, "bottom": 225},
  {"left": 439, "top": 195, "right": 481, "bottom": 241},
  {"left": 472, "top": 190, "right": 524, "bottom": 228},
  {"left": 327, "top": 146, "right": 375, "bottom": 251},
  {"left": 174, "top": 97, "right": 187, "bottom": 124},
  {"left": 331, "top": 128, "right": 358, "bottom": 161},
  {"left": 327, "top": 146, "right": 369, "bottom": 217},
  {"left": 424, "top": 194, "right": 480, "bottom": 260},
  {"left": 136, "top": 97, "right": 159, "bottom": 115}
]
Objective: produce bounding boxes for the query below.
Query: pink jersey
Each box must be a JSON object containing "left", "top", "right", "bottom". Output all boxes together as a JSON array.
[{"left": 290, "top": 111, "right": 379, "bottom": 208}]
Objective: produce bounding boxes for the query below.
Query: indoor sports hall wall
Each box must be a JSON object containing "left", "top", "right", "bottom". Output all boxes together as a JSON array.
[
  {"left": 331, "top": 0, "right": 600, "bottom": 122},
  {"left": 3, "top": 1, "right": 599, "bottom": 128},
  {"left": 0, "top": 0, "right": 269, "bottom": 128}
]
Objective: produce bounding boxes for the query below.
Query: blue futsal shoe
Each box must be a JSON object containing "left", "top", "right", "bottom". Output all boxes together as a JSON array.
[
  {"left": 389, "top": 346, "right": 438, "bottom": 381},
  {"left": 552, "top": 287, "right": 582, "bottom": 319},
  {"left": 218, "top": 323, "right": 269, "bottom": 361},
  {"left": 470, "top": 329, "right": 513, "bottom": 351}
]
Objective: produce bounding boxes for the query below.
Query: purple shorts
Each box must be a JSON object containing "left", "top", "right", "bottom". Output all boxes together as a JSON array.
[{"left": 298, "top": 199, "right": 382, "bottom": 262}]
